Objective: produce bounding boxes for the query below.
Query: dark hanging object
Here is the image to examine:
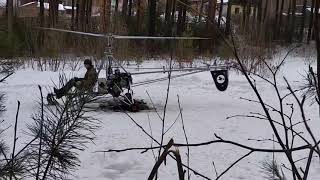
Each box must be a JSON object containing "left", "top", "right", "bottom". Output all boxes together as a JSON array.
[{"left": 211, "top": 70, "right": 229, "bottom": 91}]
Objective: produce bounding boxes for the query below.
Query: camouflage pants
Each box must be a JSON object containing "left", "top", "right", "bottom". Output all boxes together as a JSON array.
[{"left": 59, "top": 78, "right": 82, "bottom": 95}]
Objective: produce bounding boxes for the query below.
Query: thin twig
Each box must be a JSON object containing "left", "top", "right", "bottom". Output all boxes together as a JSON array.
[
  {"left": 36, "top": 86, "right": 44, "bottom": 180},
  {"left": 216, "top": 151, "right": 253, "bottom": 180},
  {"left": 178, "top": 95, "right": 190, "bottom": 180},
  {"left": 212, "top": 161, "right": 219, "bottom": 178},
  {"left": 10, "top": 101, "right": 20, "bottom": 180},
  {"left": 158, "top": 56, "right": 173, "bottom": 159},
  {"left": 0, "top": 72, "right": 14, "bottom": 83}
]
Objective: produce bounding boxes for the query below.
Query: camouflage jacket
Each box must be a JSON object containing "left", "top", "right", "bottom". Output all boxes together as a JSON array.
[{"left": 82, "top": 67, "right": 98, "bottom": 90}]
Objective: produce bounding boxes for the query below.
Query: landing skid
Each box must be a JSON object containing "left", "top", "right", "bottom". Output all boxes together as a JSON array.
[{"left": 46, "top": 92, "right": 149, "bottom": 112}]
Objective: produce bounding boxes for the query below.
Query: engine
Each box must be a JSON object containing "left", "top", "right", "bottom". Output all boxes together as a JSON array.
[{"left": 97, "top": 71, "right": 132, "bottom": 97}]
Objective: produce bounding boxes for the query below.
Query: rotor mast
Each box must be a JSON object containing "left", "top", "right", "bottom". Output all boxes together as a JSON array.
[{"left": 105, "top": 34, "right": 114, "bottom": 79}]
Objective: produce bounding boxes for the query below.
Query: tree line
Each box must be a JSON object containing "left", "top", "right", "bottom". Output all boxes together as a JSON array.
[{"left": 2, "top": 0, "right": 320, "bottom": 57}]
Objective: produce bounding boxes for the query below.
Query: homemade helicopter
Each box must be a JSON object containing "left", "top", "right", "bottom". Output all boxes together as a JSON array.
[{"left": 43, "top": 28, "right": 231, "bottom": 112}]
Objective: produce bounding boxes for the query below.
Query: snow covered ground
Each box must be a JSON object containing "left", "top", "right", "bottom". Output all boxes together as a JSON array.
[{"left": 1, "top": 53, "right": 320, "bottom": 180}]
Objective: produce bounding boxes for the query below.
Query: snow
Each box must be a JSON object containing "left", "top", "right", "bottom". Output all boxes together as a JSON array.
[
  {"left": 1, "top": 54, "right": 320, "bottom": 179},
  {"left": 0, "top": 0, "right": 6, "bottom": 7},
  {"left": 217, "top": 0, "right": 228, "bottom": 4},
  {"left": 19, "top": 1, "right": 66, "bottom": 11},
  {"left": 64, "top": 5, "right": 77, "bottom": 10},
  {"left": 36, "top": 2, "right": 65, "bottom": 11},
  {"left": 307, "top": 7, "right": 320, "bottom": 14},
  {"left": 282, "top": 12, "right": 304, "bottom": 16}
]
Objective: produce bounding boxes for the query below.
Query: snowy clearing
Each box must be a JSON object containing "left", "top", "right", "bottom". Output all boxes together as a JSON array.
[{"left": 1, "top": 55, "right": 320, "bottom": 180}]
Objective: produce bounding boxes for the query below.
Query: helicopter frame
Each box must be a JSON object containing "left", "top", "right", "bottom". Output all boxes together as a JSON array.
[{"left": 43, "top": 27, "right": 232, "bottom": 112}]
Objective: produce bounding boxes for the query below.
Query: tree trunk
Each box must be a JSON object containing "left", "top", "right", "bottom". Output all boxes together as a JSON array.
[
  {"left": 115, "top": 0, "right": 119, "bottom": 13},
  {"left": 169, "top": 0, "right": 176, "bottom": 35},
  {"left": 289, "top": 0, "right": 297, "bottom": 42},
  {"left": 252, "top": 2, "right": 257, "bottom": 28},
  {"left": 177, "top": 2, "right": 183, "bottom": 36},
  {"left": 122, "top": 0, "right": 128, "bottom": 16},
  {"left": 263, "top": 0, "right": 269, "bottom": 23},
  {"left": 101, "top": 0, "right": 111, "bottom": 32},
  {"left": 207, "top": 0, "right": 216, "bottom": 30},
  {"left": 39, "top": 0, "right": 44, "bottom": 27},
  {"left": 177, "top": 0, "right": 187, "bottom": 35},
  {"left": 106, "top": 0, "right": 111, "bottom": 32},
  {"left": 49, "top": 0, "right": 53, "bottom": 26},
  {"left": 128, "top": 0, "right": 133, "bottom": 17},
  {"left": 7, "top": 0, "right": 13, "bottom": 46},
  {"left": 207, "top": 0, "right": 213, "bottom": 26},
  {"left": 212, "top": 0, "right": 217, "bottom": 24},
  {"left": 78, "top": 0, "right": 86, "bottom": 31},
  {"left": 198, "top": 0, "right": 204, "bottom": 23},
  {"left": 182, "top": 1, "right": 187, "bottom": 32},
  {"left": 75, "top": 1, "right": 79, "bottom": 29},
  {"left": 102, "top": 0, "right": 106, "bottom": 32},
  {"left": 242, "top": 3, "right": 246, "bottom": 28},
  {"left": 278, "top": 0, "right": 284, "bottom": 38},
  {"left": 164, "top": 0, "right": 172, "bottom": 25},
  {"left": 71, "top": 0, "right": 75, "bottom": 30},
  {"left": 137, "top": 0, "right": 142, "bottom": 32},
  {"left": 218, "top": 0, "right": 223, "bottom": 28},
  {"left": 308, "top": 0, "right": 316, "bottom": 43},
  {"left": 55, "top": 0, "right": 58, "bottom": 23},
  {"left": 85, "top": 0, "right": 92, "bottom": 31},
  {"left": 299, "top": 0, "right": 307, "bottom": 42},
  {"left": 38, "top": 0, "right": 45, "bottom": 47},
  {"left": 286, "top": 0, "right": 292, "bottom": 42},
  {"left": 273, "top": 0, "right": 279, "bottom": 39},
  {"left": 148, "top": 0, "right": 157, "bottom": 35},
  {"left": 49, "top": 0, "right": 58, "bottom": 27},
  {"left": 225, "top": 0, "right": 231, "bottom": 35},
  {"left": 314, "top": 0, "right": 320, "bottom": 100},
  {"left": 257, "top": 0, "right": 262, "bottom": 23}
]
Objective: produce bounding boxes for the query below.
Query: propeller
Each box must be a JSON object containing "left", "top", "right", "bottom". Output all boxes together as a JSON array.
[{"left": 37, "top": 27, "right": 212, "bottom": 40}]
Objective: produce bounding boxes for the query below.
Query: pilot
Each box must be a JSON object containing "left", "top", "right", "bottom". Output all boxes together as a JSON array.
[{"left": 54, "top": 59, "right": 98, "bottom": 99}]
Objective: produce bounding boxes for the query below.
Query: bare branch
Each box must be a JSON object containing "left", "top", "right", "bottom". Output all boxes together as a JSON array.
[{"left": 216, "top": 151, "right": 253, "bottom": 180}]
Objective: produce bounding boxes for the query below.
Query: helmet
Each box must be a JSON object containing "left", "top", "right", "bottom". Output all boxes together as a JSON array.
[{"left": 84, "top": 59, "right": 92, "bottom": 66}]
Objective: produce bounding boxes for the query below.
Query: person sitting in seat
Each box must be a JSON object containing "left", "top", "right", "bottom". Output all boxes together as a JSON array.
[{"left": 54, "top": 59, "right": 98, "bottom": 99}]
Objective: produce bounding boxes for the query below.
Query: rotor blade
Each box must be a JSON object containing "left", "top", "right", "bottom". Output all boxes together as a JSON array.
[
  {"left": 37, "top": 27, "right": 108, "bottom": 38},
  {"left": 113, "top": 35, "right": 211, "bottom": 40},
  {"left": 37, "top": 27, "right": 211, "bottom": 40}
]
